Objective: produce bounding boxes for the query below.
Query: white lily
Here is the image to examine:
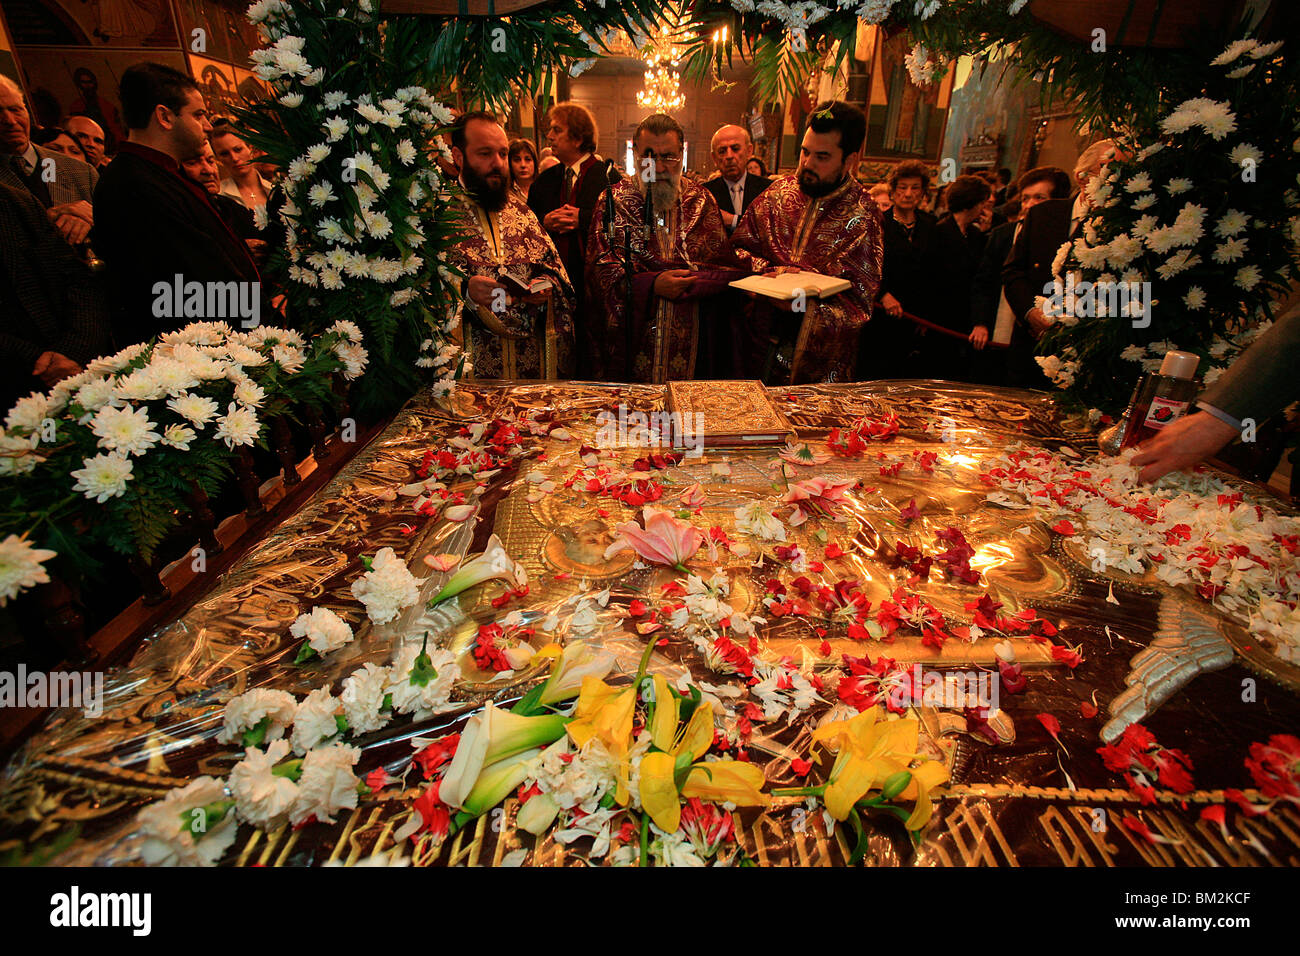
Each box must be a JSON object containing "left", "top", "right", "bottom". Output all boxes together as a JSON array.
[
  {"left": 427, "top": 534, "right": 526, "bottom": 605},
  {"left": 439, "top": 701, "right": 568, "bottom": 809},
  {"left": 538, "top": 641, "right": 617, "bottom": 706}
]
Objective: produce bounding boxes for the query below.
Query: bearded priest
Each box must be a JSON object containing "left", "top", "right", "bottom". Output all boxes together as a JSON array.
[
  {"left": 731, "top": 101, "right": 883, "bottom": 385},
  {"left": 586, "top": 113, "right": 738, "bottom": 383},
  {"left": 445, "top": 111, "right": 575, "bottom": 379}
]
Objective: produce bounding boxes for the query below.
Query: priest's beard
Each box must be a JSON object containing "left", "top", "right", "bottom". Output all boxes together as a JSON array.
[
  {"left": 641, "top": 175, "right": 681, "bottom": 259},
  {"left": 463, "top": 162, "right": 509, "bottom": 212},
  {"left": 798, "top": 165, "right": 847, "bottom": 199}
]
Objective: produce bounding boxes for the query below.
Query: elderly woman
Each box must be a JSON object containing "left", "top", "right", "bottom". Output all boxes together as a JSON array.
[{"left": 508, "top": 137, "right": 539, "bottom": 201}]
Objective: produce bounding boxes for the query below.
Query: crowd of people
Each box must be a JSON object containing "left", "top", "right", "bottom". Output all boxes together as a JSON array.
[{"left": 4, "top": 59, "right": 1293, "bottom": 474}]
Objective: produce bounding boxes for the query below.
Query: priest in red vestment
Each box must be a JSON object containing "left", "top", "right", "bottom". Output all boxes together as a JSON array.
[
  {"left": 446, "top": 112, "right": 574, "bottom": 379},
  {"left": 731, "top": 101, "right": 883, "bottom": 385},
  {"left": 586, "top": 113, "right": 738, "bottom": 383}
]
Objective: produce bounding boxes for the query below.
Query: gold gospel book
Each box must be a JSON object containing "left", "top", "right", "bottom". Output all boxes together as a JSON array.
[
  {"left": 728, "top": 270, "right": 851, "bottom": 300},
  {"left": 665, "top": 380, "right": 793, "bottom": 448}
]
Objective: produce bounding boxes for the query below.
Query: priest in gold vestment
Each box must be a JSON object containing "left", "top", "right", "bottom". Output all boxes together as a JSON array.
[
  {"left": 447, "top": 112, "right": 575, "bottom": 379},
  {"left": 586, "top": 113, "right": 738, "bottom": 383},
  {"left": 731, "top": 101, "right": 883, "bottom": 385}
]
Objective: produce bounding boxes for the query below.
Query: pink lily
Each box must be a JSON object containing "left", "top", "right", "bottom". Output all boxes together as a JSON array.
[
  {"left": 782, "top": 476, "right": 855, "bottom": 526},
  {"left": 604, "top": 506, "right": 704, "bottom": 571}
]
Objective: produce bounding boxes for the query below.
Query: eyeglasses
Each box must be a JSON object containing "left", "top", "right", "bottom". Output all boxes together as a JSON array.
[{"left": 642, "top": 151, "right": 681, "bottom": 165}]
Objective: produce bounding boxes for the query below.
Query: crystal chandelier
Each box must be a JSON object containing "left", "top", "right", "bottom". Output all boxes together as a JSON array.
[{"left": 636, "top": 29, "right": 685, "bottom": 113}]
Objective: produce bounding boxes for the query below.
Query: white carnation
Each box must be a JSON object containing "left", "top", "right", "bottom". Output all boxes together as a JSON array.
[{"left": 350, "top": 547, "right": 423, "bottom": 625}]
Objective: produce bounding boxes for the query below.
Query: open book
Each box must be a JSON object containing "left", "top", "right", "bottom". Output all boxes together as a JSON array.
[
  {"left": 729, "top": 270, "right": 850, "bottom": 301},
  {"left": 497, "top": 269, "right": 553, "bottom": 297}
]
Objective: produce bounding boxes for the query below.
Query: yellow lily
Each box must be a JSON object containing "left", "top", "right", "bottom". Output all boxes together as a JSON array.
[
  {"left": 811, "top": 709, "right": 948, "bottom": 827},
  {"left": 565, "top": 677, "right": 635, "bottom": 752},
  {"left": 638, "top": 683, "right": 770, "bottom": 832},
  {"left": 680, "top": 760, "right": 769, "bottom": 807},
  {"left": 565, "top": 677, "right": 638, "bottom": 804}
]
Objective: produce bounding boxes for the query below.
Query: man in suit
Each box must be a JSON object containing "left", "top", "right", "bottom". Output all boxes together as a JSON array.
[
  {"left": 1002, "top": 139, "right": 1119, "bottom": 385},
  {"left": 92, "top": 63, "right": 261, "bottom": 347},
  {"left": 1133, "top": 303, "right": 1300, "bottom": 482},
  {"left": 0, "top": 182, "right": 110, "bottom": 412},
  {"left": 704, "top": 124, "right": 772, "bottom": 233},
  {"left": 529, "top": 102, "right": 610, "bottom": 377},
  {"left": 968, "top": 165, "right": 1071, "bottom": 384},
  {"left": 0, "top": 74, "right": 98, "bottom": 247}
]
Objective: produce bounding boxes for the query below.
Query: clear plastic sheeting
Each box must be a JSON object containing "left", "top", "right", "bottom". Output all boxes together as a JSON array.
[{"left": 2, "top": 380, "right": 1297, "bottom": 867}]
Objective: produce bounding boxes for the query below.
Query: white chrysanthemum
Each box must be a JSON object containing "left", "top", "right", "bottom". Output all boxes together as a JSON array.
[
  {"left": 385, "top": 642, "right": 460, "bottom": 719},
  {"left": 4, "top": 392, "right": 50, "bottom": 434},
  {"left": 323, "top": 116, "right": 349, "bottom": 142},
  {"left": 290, "top": 687, "right": 342, "bottom": 755},
  {"left": 0, "top": 534, "right": 56, "bottom": 606},
  {"left": 1212, "top": 237, "right": 1248, "bottom": 264},
  {"left": 356, "top": 103, "right": 384, "bottom": 124},
  {"left": 1119, "top": 344, "right": 1146, "bottom": 362},
  {"left": 1229, "top": 143, "right": 1262, "bottom": 168},
  {"left": 71, "top": 451, "right": 133, "bottom": 502},
  {"left": 214, "top": 402, "right": 260, "bottom": 448},
  {"left": 147, "top": 358, "right": 201, "bottom": 397},
  {"left": 136, "top": 776, "right": 238, "bottom": 866},
  {"left": 1131, "top": 192, "right": 1156, "bottom": 211},
  {"left": 302, "top": 68, "right": 324, "bottom": 86},
  {"left": 323, "top": 91, "right": 349, "bottom": 110},
  {"left": 160, "top": 423, "right": 196, "bottom": 450},
  {"left": 1105, "top": 234, "right": 1143, "bottom": 269},
  {"left": 329, "top": 319, "right": 363, "bottom": 343},
  {"left": 350, "top": 547, "right": 422, "bottom": 625},
  {"left": 279, "top": 92, "right": 303, "bottom": 108},
  {"left": 396, "top": 139, "right": 417, "bottom": 165},
  {"left": 336, "top": 342, "right": 369, "bottom": 380},
  {"left": 290, "top": 605, "right": 354, "bottom": 656},
  {"left": 307, "top": 182, "right": 336, "bottom": 207},
  {"left": 316, "top": 218, "right": 348, "bottom": 244},
  {"left": 287, "top": 157, "right": 314, "bottom": 181},
  {"left": 1215, "top": 209, "right": 1249, "bottom": 237},
  {"left": 1156, "top": 250, "right": 1200, "bottom": 280},
  {"left": 390, "top": 288, "right": 418, "bottom": 307},
  {"left": 0, "top": 430, "right": 41, "bottom": 477},
  {"left": 320, "top": 267, "right": 344, "bottom": 290},
  {"left": 1210, "top": 39, "right": 1256, "bottom": 66},
  {"left": 1235, "top": 265, "right": 1262, "bottom": 290},
  {"left": 1248, "top": 40, "right": 1283, "bottom": 60},
  {"left": 1166, "top": 177, "right": 1193, "bottom": 195},
  {"left": 167, "top": 393, "right": 219, "bottom": 426},
  {"left": 1124, "top": 171, "right": 1153, "bottom": 193},
  {"left": 1184, "top": 286, "right": 1207, "bottom": 310},
  {"left": 233, "top": 378, "right": 266, "bottom": 408},
  {"left": 289, "top": 744, "right": 360, "bottom": 826},
  {"left": 92, "top": 405, "right": 160, "bottom": 456},
  {"left": 219, "top": 687, "right": 297, "bottom": 745},
  {"left": 229, "top": 739, "right": 298, "bottom": 829},
  {"left": 340, "top": 662, "right": 391, "bottom": 734}
]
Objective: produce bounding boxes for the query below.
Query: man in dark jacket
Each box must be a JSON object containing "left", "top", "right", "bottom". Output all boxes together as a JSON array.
[
  {"left": 92, "top": 63, "right": 261, "bottom": 347},
  {"left": 528, "top": 102, "right": 611, "bottom": 378},
  {"left": 703, "top": 124, "right": 772, "bottom": 232},
  {"left": 0, "top": 182, "right": 110, "bottom": 411}
]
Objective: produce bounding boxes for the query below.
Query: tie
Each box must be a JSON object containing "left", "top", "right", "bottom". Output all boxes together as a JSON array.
[
  {"left": 564, "top": 167, "right": 577, "bottom": 205},
  {"left": 7, "top": 153, "right": 52, "bottom": 208},
  {"left": 731, "top": 183, "right": 744, "bottom": 216}
]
